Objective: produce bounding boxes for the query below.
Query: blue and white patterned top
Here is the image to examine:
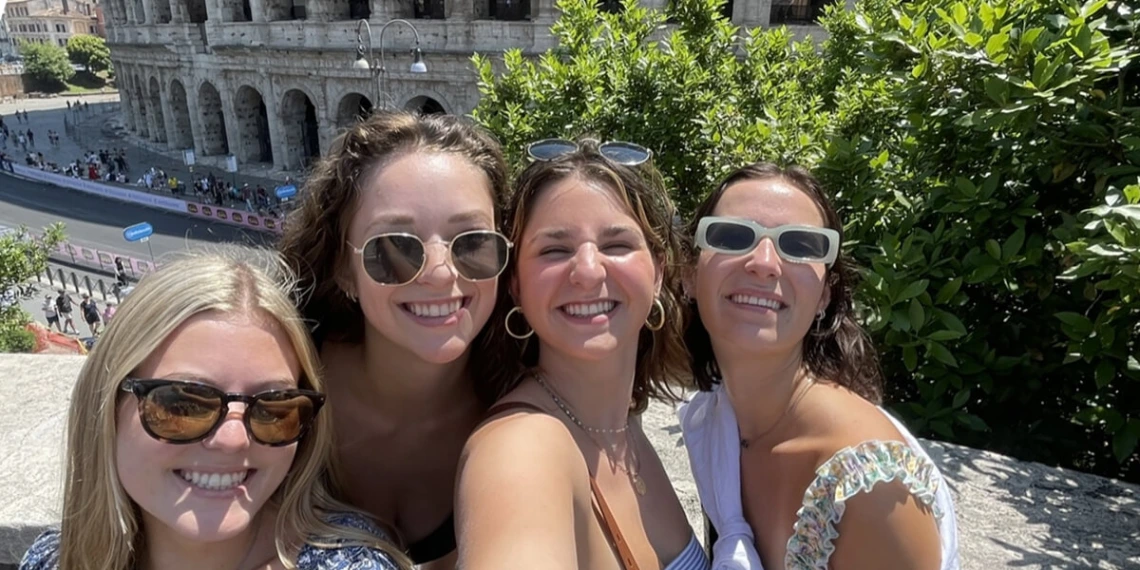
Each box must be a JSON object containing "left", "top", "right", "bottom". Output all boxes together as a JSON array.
[{"left": 19, "top": 512, "right": 402, "bottom": 570}]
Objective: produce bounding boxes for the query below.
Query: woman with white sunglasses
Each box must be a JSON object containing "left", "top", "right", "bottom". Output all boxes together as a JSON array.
[
  {"left": 678, "top": 163, "right": 960, "bottom": 570},
  {"left": 279, "top": 111, "right": 510, "bottom": 569}
]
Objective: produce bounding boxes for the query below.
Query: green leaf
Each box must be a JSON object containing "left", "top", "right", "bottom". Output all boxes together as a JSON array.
[
  {"left": 986, "top": 239, "right": 1002, "bottom": 260},
  {"left": 897, "top": 279, "right": 929, "bottom": 302},
  {"left": 912, "top": 58, "right": 928, "bottom": 79},
  {"left": 903, "top": 345, "right": 918, "bottom": 371},
  {"left": 927, "top": 329, "right": 965, "bottom": 341},
  {"left": 956, "top": 413, "right": 989, "bottom": 432},
  {"left": 1003, "top": 228, "right": 1025, "bottom": 261},
  {"left": 938, "top": 311, "right": 968, "bottom": 335},
  {"left": 952, "top": 388, "right": 971, "bottom": 409},
  {"left": 1095, "top": 360, "right": 1115, "bottom": 389},
  {"left": 1021, "top": 27, "right": 1045, "bottom": 49},
  {"left": 952, "top": 3, "right": 967, "bottom": 25},
  {"left": 965, "top": 32, "right": 984, "bottom": 47},
  {"left": 1080, "top": 0, "right": 1107, "bottom": 19},
  {"left": 984, "top": 76, "right": 1008, "bottom": 104},
  {"left": 935, "top": 278, "right": 963, "bottom": 304},
  {"left": 928, "top": 342, "right": 959, "bottom": 367},
  {"left": 1054, "top": 312, "right": 1094, "bottom": 333},
  {"left": 1072, "top": 24, "right": 1093, "bottom": 58},
  {"left": 909, "top": 298, "right": 926, "bottom": 331},
  {"left": 1112, "top": 419, "right": 1140, "bottom": 463}
]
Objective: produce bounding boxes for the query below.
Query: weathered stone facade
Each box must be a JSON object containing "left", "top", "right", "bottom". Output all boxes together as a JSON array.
[{"left": 106, "top": 0, "right": 830, "bottom": 173}]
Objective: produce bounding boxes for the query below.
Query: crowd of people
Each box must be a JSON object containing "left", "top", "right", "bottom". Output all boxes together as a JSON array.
[
  {"left": 40, "top": 289, "right": 116, "bottom": 338},
  {"left": 17, "top": 111, "right": 959, "bottom": 570}
]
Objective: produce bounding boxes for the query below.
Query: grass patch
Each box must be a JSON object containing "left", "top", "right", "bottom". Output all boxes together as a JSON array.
[{"left": 23, "top": 70, "right": 115, "bottom": 94}]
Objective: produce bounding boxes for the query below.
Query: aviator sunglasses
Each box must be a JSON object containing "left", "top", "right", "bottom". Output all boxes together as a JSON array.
[
  {"left": 527, "top": 138, "right": 653, "bottom": 166},
  {"left": 695, "top": 216, "right": 840, "bottom": 266},
  {"left": 120, "top": 378, "right": 325, "bottom": 446},
  {"left": 349, "top": 230, "right": 513, "bottom": 286}
]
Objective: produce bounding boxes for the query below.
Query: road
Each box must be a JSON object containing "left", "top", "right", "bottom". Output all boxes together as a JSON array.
[
  {"left": 0, "top": 172, "right": 274, "bottom": 258},
  {"left": 1, "top": 172, "right": 278, "bottom": 332}
]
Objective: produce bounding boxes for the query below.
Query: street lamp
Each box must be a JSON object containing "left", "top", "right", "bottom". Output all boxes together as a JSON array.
[{"left": 354, "top": 19, "right": 428, "bottom": 110}]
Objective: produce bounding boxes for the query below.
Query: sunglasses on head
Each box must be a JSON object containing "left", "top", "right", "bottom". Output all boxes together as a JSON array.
[
  {"left": 526, "top": 138, "right": 653, "bottom": 166},
  {"left": 695, "top": 216, "right": 840, "bottom": 266},
  {"left": 348, "top": 230, "right": 513, "bottom": 286},
  {"left": 120, "top": 378, "right": 325, "bottom": 447}
]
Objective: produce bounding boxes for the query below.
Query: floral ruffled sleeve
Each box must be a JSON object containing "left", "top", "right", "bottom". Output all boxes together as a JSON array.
[{"left": 783, "top": 440, "right": 946, "bottom": 570}]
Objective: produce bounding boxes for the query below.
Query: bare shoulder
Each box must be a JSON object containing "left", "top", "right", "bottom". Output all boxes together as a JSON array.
[
  {"left": 828, "top": 477, "right": 943, "bottom": 570},
  {"left": 456, "top": 399, "right": 590, "bottom": 570},
  {"left": 801, "top": 383, "right": 905, "bottom": 451}
]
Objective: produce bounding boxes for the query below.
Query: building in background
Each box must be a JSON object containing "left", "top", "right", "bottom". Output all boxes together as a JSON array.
[
  {"left": 0, "top": 12, "right": 15, "bottom": 59},
  {"left": 106, "top": 0, "right": 839, "bottom": 174},
  {"left": 5, "top": 0, "right": 103, "bottom": 48}
]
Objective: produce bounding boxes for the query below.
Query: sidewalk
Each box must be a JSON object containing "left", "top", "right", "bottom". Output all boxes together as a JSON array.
[{"left": 1, "top": 94, "right": 301, "bottom": 210}]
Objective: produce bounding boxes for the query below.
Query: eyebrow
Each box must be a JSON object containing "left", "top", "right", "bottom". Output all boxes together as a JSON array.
[
  {"left": 366, "top": 210, "right": 493, "bottom": 233},
  {"left": 530, "top": 225, "right": 639, "bottom": 244},
  {"left": 159, "top": 373, "right": 296, "bottom": 393}
]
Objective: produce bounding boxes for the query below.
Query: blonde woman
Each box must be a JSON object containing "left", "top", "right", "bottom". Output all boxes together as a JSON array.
[{"left": 19, "top": 246, "right": 409, "bottom": 570}]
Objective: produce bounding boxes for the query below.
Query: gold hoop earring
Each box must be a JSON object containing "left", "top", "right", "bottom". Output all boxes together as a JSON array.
[
  {"left": 505, "top": 306, "right": 534, "bottom": 339},
  {"left": 645, "top": 298, "right": 665, "bottom": 331}
]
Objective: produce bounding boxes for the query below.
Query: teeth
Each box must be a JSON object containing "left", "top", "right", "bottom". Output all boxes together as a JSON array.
[
  {"left": 178, "top": 470, "right": 249, "bottom": 491},
  {"left": 730, "top": 295, "right": 782, "bottom": 310},
  {"left": 563, "top": 301, "right": 616, "bottom": 317},
  {"left": 406, "top": 300, "right": 462, "bottom": 318}
]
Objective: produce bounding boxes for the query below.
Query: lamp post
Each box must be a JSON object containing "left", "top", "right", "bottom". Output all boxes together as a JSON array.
[{"left": 353, "top": 19, "right": 428, "bottom": 111}]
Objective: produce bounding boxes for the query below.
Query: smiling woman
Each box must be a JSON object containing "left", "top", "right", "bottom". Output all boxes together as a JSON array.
[{"left": 18, "top": 246, "right": 408, "bottom": 570}]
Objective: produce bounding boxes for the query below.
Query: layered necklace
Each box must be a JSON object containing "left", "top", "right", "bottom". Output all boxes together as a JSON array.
[{"left": 534, "top": 372, "right": 647, "bottom": 495}]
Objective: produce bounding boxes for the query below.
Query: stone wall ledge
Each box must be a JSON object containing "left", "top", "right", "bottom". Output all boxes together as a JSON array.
[{"left": 1, "top": 354, "right": 1136, "bottom": 568}]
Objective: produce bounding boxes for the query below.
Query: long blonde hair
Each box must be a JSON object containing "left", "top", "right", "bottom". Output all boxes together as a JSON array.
[{"left": 59, "top": 245, "right": 411, "bottom": 570}]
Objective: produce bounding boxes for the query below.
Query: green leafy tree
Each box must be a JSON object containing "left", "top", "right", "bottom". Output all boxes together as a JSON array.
[
  {"left": 0, "top": 223, "right": 66, "bottom": 353},
  {"left": 473, "top": 0, "right": 1140, "bottom": 480},
  {"left": 19, "top": 40, "right": 75, "bottom": 86},
  {"left": 66, "top": 34, "right": 111, "bottom": 73}
]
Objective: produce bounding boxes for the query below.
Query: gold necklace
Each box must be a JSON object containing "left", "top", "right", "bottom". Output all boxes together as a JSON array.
[
  {"left": 534, "top": 372, "right": 647, "bottom": 495},
  {"left": 740, "top": 377, "right": 815, "bottom": 450}
]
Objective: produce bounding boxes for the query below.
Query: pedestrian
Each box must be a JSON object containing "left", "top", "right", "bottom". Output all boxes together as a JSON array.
[
  {"left": 80, "top": 293, "right": 101, "bottom": 336},
  {"left": 26, "top": 129, "right": 34, "bottom": 147},
  {"left": 67, "top": 101, "right": 71, "bottom": 111},
  {"left": 42, "top": 294, "right": 60, "bottom": 332},
  {"left": 114, "top": 257, "right": 128, "bottom": 286},
  {"left": 55, "top": 289, "right": 78, "bottom": 334},
  {"left": 101, "top": 301, "right": 116, "bottom": 324}
]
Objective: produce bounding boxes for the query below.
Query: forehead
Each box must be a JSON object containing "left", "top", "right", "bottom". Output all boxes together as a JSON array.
[
  {"left": 713, "top": 177, "right": 826, "bottom": 227},
  {"left": 135, "top": 310, "right": 300, "bottom": 393},
  {"left": 350, "top": 152, "right": 495, "bottom": 233},
  {"left": 525, "top": 175, "right": 637, "bottom": 231}
]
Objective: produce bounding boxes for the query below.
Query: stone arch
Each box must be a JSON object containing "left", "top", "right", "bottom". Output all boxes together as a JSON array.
[
  {"left": 335, "top": 92, "right": 373, "bottom": 129},
  {"left": 234, "top": 85, "right": 273, "bottom": 164},
  {"left": 405, "top": 95, "right": 447, "bottom": 115},
  {"left": 112, "top": 0, "right": 129, "bottom": 23},
  {"left": 197, "top": 80, "right": 228, "bottom": 156},
  {"left": 184, "top": 0, "right": 207, "bottom": 22},
  {"left": 264, "top": 0, "right": 294, "bottom": 20},
  {"left": 151, "top": 0, "right": 172, "bottom": 23},
  {"left": 220, "top": 0, "right": 252, "bottom": 21},
  {"left": 148, "top": 76, "right": 168, "bottom": 143},
  {"left": 280, "top": 88, "right": 321, "bottom": 170},
  {"left": 132, "top": 0, "right": 146, "bottom": 23},
  {"left": 133, "top": 76, "right": 149, "bottom": 138},
  {"left": 168, "top": 79, "right": 194, "bottom": 149}
]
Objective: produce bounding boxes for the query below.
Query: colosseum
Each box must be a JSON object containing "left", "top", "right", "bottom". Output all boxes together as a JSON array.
[{"left": 105, "top": 0, "right": 831, "bottom": 172}]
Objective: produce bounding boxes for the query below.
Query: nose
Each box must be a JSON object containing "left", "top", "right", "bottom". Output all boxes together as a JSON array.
[
  {"left": 202, "top": 404, "right": 251, "bottom": 452},
  {"left": 415, "top": 239, "right": 459, "bottom": 286},
  {"left": 568, "top": 243, "right": 606, "bottom": 288},
  {"left": 743, "top": 237, "right": 781, "bottom": 279}
]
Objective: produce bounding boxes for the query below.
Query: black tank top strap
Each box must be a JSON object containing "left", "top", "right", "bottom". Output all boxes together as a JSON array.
[
  {"left": 406, "top": 512, "right": 456, "bottom": 564},
  {"left": 485, "top": 401, "right": 548, "bottom": 418}
]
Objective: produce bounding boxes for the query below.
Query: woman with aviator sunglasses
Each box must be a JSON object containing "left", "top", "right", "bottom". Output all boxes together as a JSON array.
[
  {"left": 279, "top": 111, "right": 510, "bottom": 568},
  {"left": 456, "top": 139, "right": 709, "bottom": 570},
  {"left": 20, "top": 246, "right": 408, "bottom": 570},
  {"left": 677, "top": 163, "right": 960, "bottom": 570}
]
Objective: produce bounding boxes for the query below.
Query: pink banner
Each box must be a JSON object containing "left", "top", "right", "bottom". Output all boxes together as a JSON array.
[
  {"left": 184, "top": 202, "right": 284, "bottom": 234},
  {"left": 55, "top": 242, "right": 156, "bottom": 276}
]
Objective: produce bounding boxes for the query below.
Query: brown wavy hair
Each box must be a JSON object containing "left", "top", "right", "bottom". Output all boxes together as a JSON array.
[
  {"left": 684, "top": 162, "right": 883, "bottom": 404},
  {"left": 481, "top": 141, "right": 691, "bottom": 413},
  {"left": 277, "top": 111, "right": 508, "bottom": 405}
]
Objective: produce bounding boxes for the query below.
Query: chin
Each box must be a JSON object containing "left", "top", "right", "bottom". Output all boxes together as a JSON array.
[
  {"left": 410, "top": 336, "right": 477, "bottom": 364},
  {"left": 168, "top": 507, "right": 258, "bottom": 543}
]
